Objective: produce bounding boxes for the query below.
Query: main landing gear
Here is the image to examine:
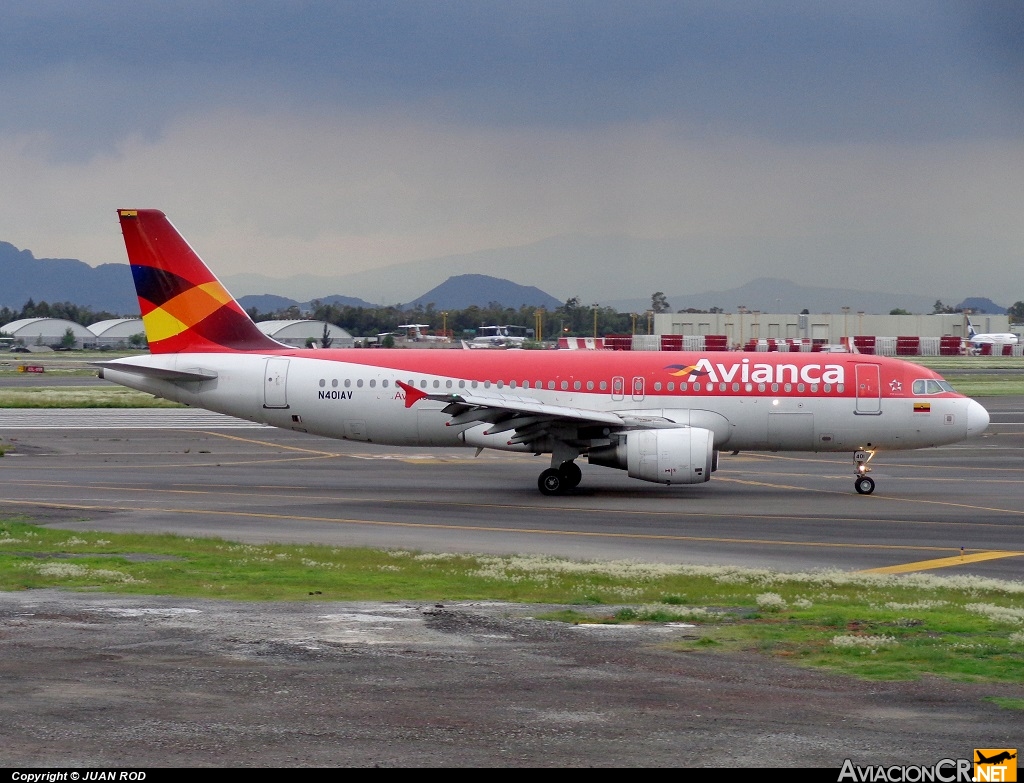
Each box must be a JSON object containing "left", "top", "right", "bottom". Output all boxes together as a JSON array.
[
  {"left": 853, "top": 450, "right": 875, "bottom": 495},
  {"left": 538, "top": 461, "right": 582, "bottom": 496}
]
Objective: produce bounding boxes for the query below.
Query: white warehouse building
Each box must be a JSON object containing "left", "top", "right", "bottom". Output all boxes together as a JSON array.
[
  {"left": 87, "top": 318, "right": 145, "bottom": 348},
  {"left": 654, "top": 312, "right": 1014, "bottom": 346},
  {"left": 1, "top": 318, "right": 95, "bottom": 349},
  {"left": 256, "top": 320, "right": 354, "bottom": 348}
]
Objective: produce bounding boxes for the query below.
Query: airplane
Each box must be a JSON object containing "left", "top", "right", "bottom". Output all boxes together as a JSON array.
[
  {"left": 97, "top": 209, "right": 990, "bottom": 497},
  {"left": 966, "top": 317, "right": 1019, "bottom": 349},
  {"left": 976, "top": 751, "right": 1016, "bottom": 765},
  {"left": 396, "top": 324, "right": 450, "bottom": 343},
  {"left": 463, "top": 325, "right": 531, "bottom": 349}
]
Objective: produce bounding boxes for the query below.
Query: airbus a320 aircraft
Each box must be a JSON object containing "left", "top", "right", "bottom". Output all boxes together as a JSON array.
[{"left": 98, "top": 210, "right": 990, "bottom": 496}]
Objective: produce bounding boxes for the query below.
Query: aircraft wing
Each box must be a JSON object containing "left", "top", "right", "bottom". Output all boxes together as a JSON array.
[{"left": 396, "top": 380, "right": 678, "bottom": 446}]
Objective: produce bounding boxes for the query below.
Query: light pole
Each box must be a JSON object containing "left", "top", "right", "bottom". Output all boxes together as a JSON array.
[
  {"left": 738, "top": 305, "right": 747, "bottom": 349},
  {"left": 646, "top": 310, "right": 653, "bottom": 335},
  {"left": 842, "top": 306, "right": 850, "bottom": 343},
  {"left": 592, "top": 304, "right": 600, "bottom": 338},
  {"left": 630, "top": 313, "right": 638, "bottom": 334}
]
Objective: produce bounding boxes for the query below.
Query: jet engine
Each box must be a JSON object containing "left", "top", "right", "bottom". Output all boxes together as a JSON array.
[{"left": 588, "top": 427, "right": 715, "bottom": 485}]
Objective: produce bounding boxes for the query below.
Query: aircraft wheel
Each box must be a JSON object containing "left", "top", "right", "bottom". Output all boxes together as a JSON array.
[
  {"left": 559, "top": 462, "right": 582, "bottom": 489},
  {"left": 538, "top": 468, "right": 565, "bottom": 496},
  {"left": 855, "top": 476, "right": 875, "bottom": 495}
]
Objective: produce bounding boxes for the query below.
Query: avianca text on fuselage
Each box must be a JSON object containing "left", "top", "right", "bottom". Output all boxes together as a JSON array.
[{"left": 667, "top": 357, "right": 845, "bottom": 386}]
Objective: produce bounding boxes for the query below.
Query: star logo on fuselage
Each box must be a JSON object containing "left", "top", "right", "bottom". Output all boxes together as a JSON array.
[{"left": 889, "top": 380, "right": 902, "bottom": 393}]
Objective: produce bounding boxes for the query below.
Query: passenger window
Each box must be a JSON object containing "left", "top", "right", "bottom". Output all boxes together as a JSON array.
[
  {"left": 654, "top": 382, "right": 662, "bottom": 391},
  {"left": 318, "top": 379, "right": 325, "bottom": 388},
  {"left": 369, "top": 379, "right": 376, "bottom": 388},
  {"left": 344, "top": 379, "right": 351, "bottom": 388},
  {"left": 573, "top": 381, "right": 581, "bottom": 390},
  {"left": 357, "top": 379, "right": 364, "bottom": 388}
]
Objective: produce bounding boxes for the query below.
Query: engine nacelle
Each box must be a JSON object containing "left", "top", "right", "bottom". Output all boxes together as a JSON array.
[{"left": 588, "top": 427, "right": 714, "bottom": 485}]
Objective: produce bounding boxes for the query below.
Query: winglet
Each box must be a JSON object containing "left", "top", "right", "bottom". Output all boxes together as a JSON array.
[{"left": 396, "top": 380, "right": 428, "bottom": 408}]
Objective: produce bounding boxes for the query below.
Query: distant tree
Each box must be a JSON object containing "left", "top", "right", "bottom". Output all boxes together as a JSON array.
[
  {"left": 800, "top": 308, "right": 809, "bottom": 315},
  {"left": 127, "top": 332, "right": 147, "bottom": 349},
  {"left": 932, "top": 300, "right": 957, "bottom": 314},
  {"left": 889, "top": 308, "right": 912, "bottom": 316},
  {"left": 320, "top": 322, "right": 333, "bottom": 349},
  {"left": 1008, "top": 301, "right": 1024, "bottom": 324},
  {"left": 651, "top": 292, "right": 670, "bottom": 313},
  {"left": 709, "top": 306, "right": 724, "bottom": 314},
  {"left": 60, "top": 327, "right": 76, "bottom": 349},
  {"left": 381, "top": 334, "right": 395, "bottom": 349}
]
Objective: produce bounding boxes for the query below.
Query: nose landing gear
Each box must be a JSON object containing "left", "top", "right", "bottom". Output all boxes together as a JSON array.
[{"left": 853, "top": 450, "right": 875, "bottom": 494}]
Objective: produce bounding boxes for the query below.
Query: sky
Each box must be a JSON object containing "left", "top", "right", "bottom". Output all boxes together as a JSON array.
[{"left": 1, "top": 1, "right": 1022, "bottom": 304}]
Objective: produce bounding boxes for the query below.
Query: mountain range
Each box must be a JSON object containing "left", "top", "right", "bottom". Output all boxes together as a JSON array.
[
  {"left": 0, "top": 241, "right": 139, "bottom": 314},
  {"left": 0, "top": 238, "right": 1009, "bottom": 318}
]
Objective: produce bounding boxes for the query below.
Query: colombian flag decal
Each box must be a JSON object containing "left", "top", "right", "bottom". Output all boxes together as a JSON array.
[{"left": 914, "top": 402, "right": 931, "bottom": 413}]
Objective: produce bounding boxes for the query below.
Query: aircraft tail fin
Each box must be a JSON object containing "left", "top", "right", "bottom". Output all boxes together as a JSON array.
[
  {"left": 118, "top": 209, "right": 282, "bottom": 354},
  {"left": 966, "top": 317, "right": 977, "bottom": 339}
]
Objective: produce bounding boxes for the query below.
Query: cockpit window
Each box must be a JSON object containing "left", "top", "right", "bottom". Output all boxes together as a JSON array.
[{"left": 913, "top": 379, "right": 954, "bottom": 395}]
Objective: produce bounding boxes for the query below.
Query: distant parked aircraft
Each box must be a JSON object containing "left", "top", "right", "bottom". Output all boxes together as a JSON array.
[{"left": 966, "top": 317, "right": 1018, "bottom": 348}]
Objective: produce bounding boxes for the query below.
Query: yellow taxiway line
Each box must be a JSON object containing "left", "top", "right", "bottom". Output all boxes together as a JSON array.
[{"left": 861, "top": 550, "right": 1024, "bottom": 574}]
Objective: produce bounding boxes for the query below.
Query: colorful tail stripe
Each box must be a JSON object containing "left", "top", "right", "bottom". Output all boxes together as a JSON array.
[{"left": 118, "top": 209, "right": 281, "bottom": 354}]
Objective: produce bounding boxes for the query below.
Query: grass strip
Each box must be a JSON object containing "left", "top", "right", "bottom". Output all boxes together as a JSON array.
[
  {"left": 0, "top": 386, "right": 184, "bottom": 408},
  {"left": 2, "top": 519, "right": 1022, "bottom": 684}
]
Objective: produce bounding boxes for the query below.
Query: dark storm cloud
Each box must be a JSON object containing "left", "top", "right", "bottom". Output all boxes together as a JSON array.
[{"left": 1, "top": 0, "right": 1021, "bottom": 159}]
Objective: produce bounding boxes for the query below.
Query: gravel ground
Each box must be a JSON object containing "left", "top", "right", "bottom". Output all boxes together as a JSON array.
[{"left": 0, "top": 590, "right": 1018, "bottom": 767}]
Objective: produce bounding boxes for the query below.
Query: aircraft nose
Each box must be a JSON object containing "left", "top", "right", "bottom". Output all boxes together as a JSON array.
[{"left": 966, "top": 399, "right": 990, "bottom": 438}]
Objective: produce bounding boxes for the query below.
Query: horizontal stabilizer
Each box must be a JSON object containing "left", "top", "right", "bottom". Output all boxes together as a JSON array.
[{"left": 93, "top": 360, "right": 218, "bottom": 382}]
